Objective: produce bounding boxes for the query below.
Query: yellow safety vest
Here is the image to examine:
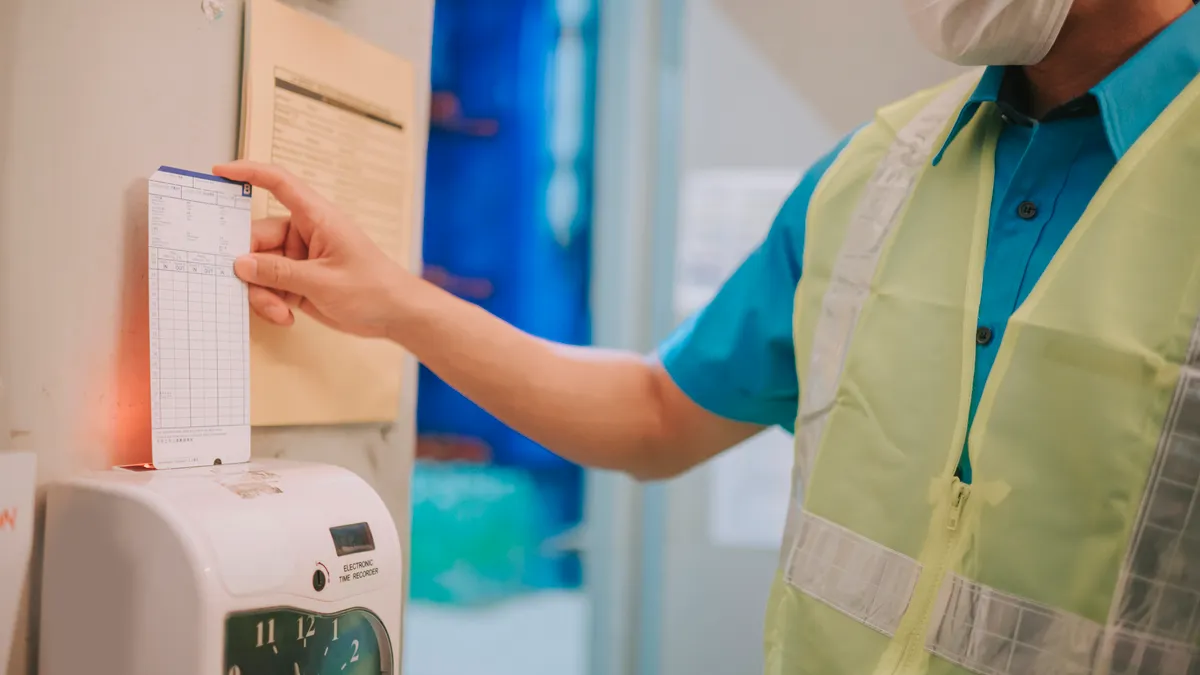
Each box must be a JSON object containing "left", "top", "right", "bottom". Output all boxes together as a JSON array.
[{"left": 766, "top": 69, "right": 1200, "bottom": 674}]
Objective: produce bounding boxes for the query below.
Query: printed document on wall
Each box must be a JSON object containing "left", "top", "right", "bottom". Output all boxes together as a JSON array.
[
  {"left": 0, "top": 452, "right": 36, "bottom": 669},
  {"left": 148, "top": 166, "right": 252, "bottom": 468},
  {"left": 676, "top": 169, "right": 803, "bottom": 549},
  {"left": 675, "top": 168, "right": 803, "bottom": 319},
  {"left": 240, "top": 0, "right": 418, "bottom": 426},
  {"left": 709, "top": 429, "right": 794, "bottom": 550}
]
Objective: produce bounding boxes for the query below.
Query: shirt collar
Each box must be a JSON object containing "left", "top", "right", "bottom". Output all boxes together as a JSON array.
[{"left": 933, "top": 4, "right": 1200, "bottom": 166}]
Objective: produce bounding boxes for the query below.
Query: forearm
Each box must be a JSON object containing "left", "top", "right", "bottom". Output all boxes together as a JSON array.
[
  {"left": 215, "top": 158, "right": 749, "bottom": 476},
  {"left": 389, "top": 277, "right": 683, "bottom": 477}
]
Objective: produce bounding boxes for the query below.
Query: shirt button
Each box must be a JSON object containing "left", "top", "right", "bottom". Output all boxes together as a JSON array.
[
  {"left": 976, "top": 326, "right": 994, "bottom": 346},
  {"left": 1017, "top": 201, "right": 1039, "bottom": 220}
]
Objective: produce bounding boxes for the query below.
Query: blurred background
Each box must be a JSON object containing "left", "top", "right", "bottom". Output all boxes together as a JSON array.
[
  {"left": 401, "top": 1, "right": 955, "bottom": 674},
  {"left": 0, "top": 0, "right": 958, "bottom": 672}
]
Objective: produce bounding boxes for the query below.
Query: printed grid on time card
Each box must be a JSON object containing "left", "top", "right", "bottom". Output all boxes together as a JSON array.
[{"left": 148, "top": 166, "right": 253, "bottom": 468}]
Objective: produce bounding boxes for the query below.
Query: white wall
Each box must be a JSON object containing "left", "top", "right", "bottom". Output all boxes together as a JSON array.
[
  {"left": 653, "top": 2, "right": 958, "bottom": 674},
  {"left": 0, "top": 1, "right": 431, "bottom": 673},
  {"left": 707, "top": 0, "right": 961, "bottom": 136}
]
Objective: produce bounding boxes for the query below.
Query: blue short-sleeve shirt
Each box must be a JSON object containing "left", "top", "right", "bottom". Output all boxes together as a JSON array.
[{"left": 659, "top": 5, "right": 1200, "bottom": 483}]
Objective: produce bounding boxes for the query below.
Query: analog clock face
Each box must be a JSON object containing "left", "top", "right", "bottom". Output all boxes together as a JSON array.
[{"left": 224, "top": 607, "right": 392, "bottom": 675}]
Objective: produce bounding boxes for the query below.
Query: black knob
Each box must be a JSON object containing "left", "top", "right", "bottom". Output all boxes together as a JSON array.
[{"left": 312, "top": 568, "right": 327, "bottom": 592}]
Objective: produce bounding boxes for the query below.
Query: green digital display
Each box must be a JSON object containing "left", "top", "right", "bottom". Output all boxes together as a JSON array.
[{"left": 224, "top": 607, "right": 392, "bottom": 675}]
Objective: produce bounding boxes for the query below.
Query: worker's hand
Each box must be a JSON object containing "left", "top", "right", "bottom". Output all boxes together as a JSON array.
[{"left": 212, "top": 160, "right": 411, "bottom": 338}]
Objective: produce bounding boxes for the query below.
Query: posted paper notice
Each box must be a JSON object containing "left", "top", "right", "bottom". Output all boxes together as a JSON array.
[
  {"left": 0, "top": 452, "right": 36, "bottom": 670},
  {"left": 709, "top": 429, "right": 794, "bottom": 550},
  {"left": 148, "top": 166, "right": 252, "bottom": 468},
  {"left": 675, "top": 169, "right": 804, "bottom": 550},
  {"left": 239, "top": 0, "right": 417, "bottom": 426}
]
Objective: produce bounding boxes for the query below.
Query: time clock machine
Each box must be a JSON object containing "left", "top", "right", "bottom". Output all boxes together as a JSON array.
[{"left": 38, "top": 459, "right": 403, "bottom": 675}]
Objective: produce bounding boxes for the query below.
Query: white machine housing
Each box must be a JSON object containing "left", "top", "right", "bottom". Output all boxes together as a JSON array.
[{"left": 39, "top": 459, "right": 403, "bottom": 675}]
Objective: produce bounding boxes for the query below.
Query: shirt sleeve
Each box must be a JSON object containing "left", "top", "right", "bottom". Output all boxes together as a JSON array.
[{"left": 657, "top": 131, "right": 856, "bottom": 431}]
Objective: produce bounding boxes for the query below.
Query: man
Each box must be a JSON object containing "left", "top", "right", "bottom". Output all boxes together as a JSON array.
[{"left": 216, "top": 0, "right": 1200, "bottom": 671}]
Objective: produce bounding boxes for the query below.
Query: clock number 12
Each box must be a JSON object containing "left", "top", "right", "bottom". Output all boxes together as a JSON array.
[{"left": 297, "top": 615, "right": 316, "bottom": 648}]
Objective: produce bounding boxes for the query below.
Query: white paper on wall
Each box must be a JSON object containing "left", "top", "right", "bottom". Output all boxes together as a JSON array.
[
  {"left": 0, "top": 451, "right": 37, "bottom": 668},
  {"left": 708, "top": 429, "right": 794, "bottom": 550},
  {"left": 674, "top": 168, "right": 803, "bottom": 319},
  {"left": 675, "top": 168, "right": 805, "bottom": 550}
]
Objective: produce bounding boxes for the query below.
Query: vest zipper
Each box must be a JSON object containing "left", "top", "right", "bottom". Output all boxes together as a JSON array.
[
  {"left": 891, "top": 477, "right": 971, "bottom": 674},
  {"left": 947, "top": 479, "right": 970, "bottom": 531}
]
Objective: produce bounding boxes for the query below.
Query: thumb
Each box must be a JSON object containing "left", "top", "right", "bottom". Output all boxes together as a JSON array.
[{"left": 234, "top": 253, "right": 313, "bottom": 295}]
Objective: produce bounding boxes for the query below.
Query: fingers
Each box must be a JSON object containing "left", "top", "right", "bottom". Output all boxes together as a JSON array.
[
  {"left": 212, "top": 161, "right": 320, "bottom": 232},
  {"left": 234, "top": 253, "right": 312, "bottom": 296},
  {"left": 251, "top": 216, "right": 292, "bottom": 252},
  {"left": 252, "top": 218, "right": 306, "bottom": 309},
  {"left": 248, "top": 285, "right": 294, "bottom": 326},
  {"left": 298, "top": 297, "right": 349, "bottom": 335},
  {"left": 283, "top": 216, "right": 308, "bottom": 263}
]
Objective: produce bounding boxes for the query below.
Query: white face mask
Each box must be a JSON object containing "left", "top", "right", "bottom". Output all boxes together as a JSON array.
[{"left": 902, "top": 0, "right": 1075, "bottom": 66}]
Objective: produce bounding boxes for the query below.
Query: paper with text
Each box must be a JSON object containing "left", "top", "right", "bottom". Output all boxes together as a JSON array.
[
  {"left": 148, "top": 166, "right": 252, "bottom": 468},
  {"left": 709, "top": 430, "right": 794, "bottom": 550},
  {"left": 676, "top": 169, "right": 804, "bottom": 549},
  {"left": 240, "top": 0, "right": 417, "bottom": 426},
  {"left": 675, "top": 169, "right": 804, "bottom": 320},
  {"left": 0, "top": 452, "right": 36, "bottom": 670}
]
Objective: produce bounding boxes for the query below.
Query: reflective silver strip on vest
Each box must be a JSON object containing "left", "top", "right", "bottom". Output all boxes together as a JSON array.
[
  {"left": 789, "top": 71, "right": 982, "bottom": 500},
  {"left": 780, "top": 67, "right": 1200, "bottom": 673},
  {"left": 924, "top": 336, "right": 1200, "bottom": 673},
  {"left": 928, "top": 573, "right": 1198, "bottom": 675},
  {"left": 784, "top": 509, "right": 922, "bottom": 636},
  {"left": 1102, "top": 330, "right": 1200, "bottom": 669},
  {"left": 780, "top": 73, "right": 979, "bottom": 616},
  {"left": 927, "top": 573, "right": 1100, "bottom": 674}
]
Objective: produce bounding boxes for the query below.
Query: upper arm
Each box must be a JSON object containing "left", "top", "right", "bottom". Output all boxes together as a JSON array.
[{"left": 657, "top": 132, "right": 856, "bottom": 435}]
